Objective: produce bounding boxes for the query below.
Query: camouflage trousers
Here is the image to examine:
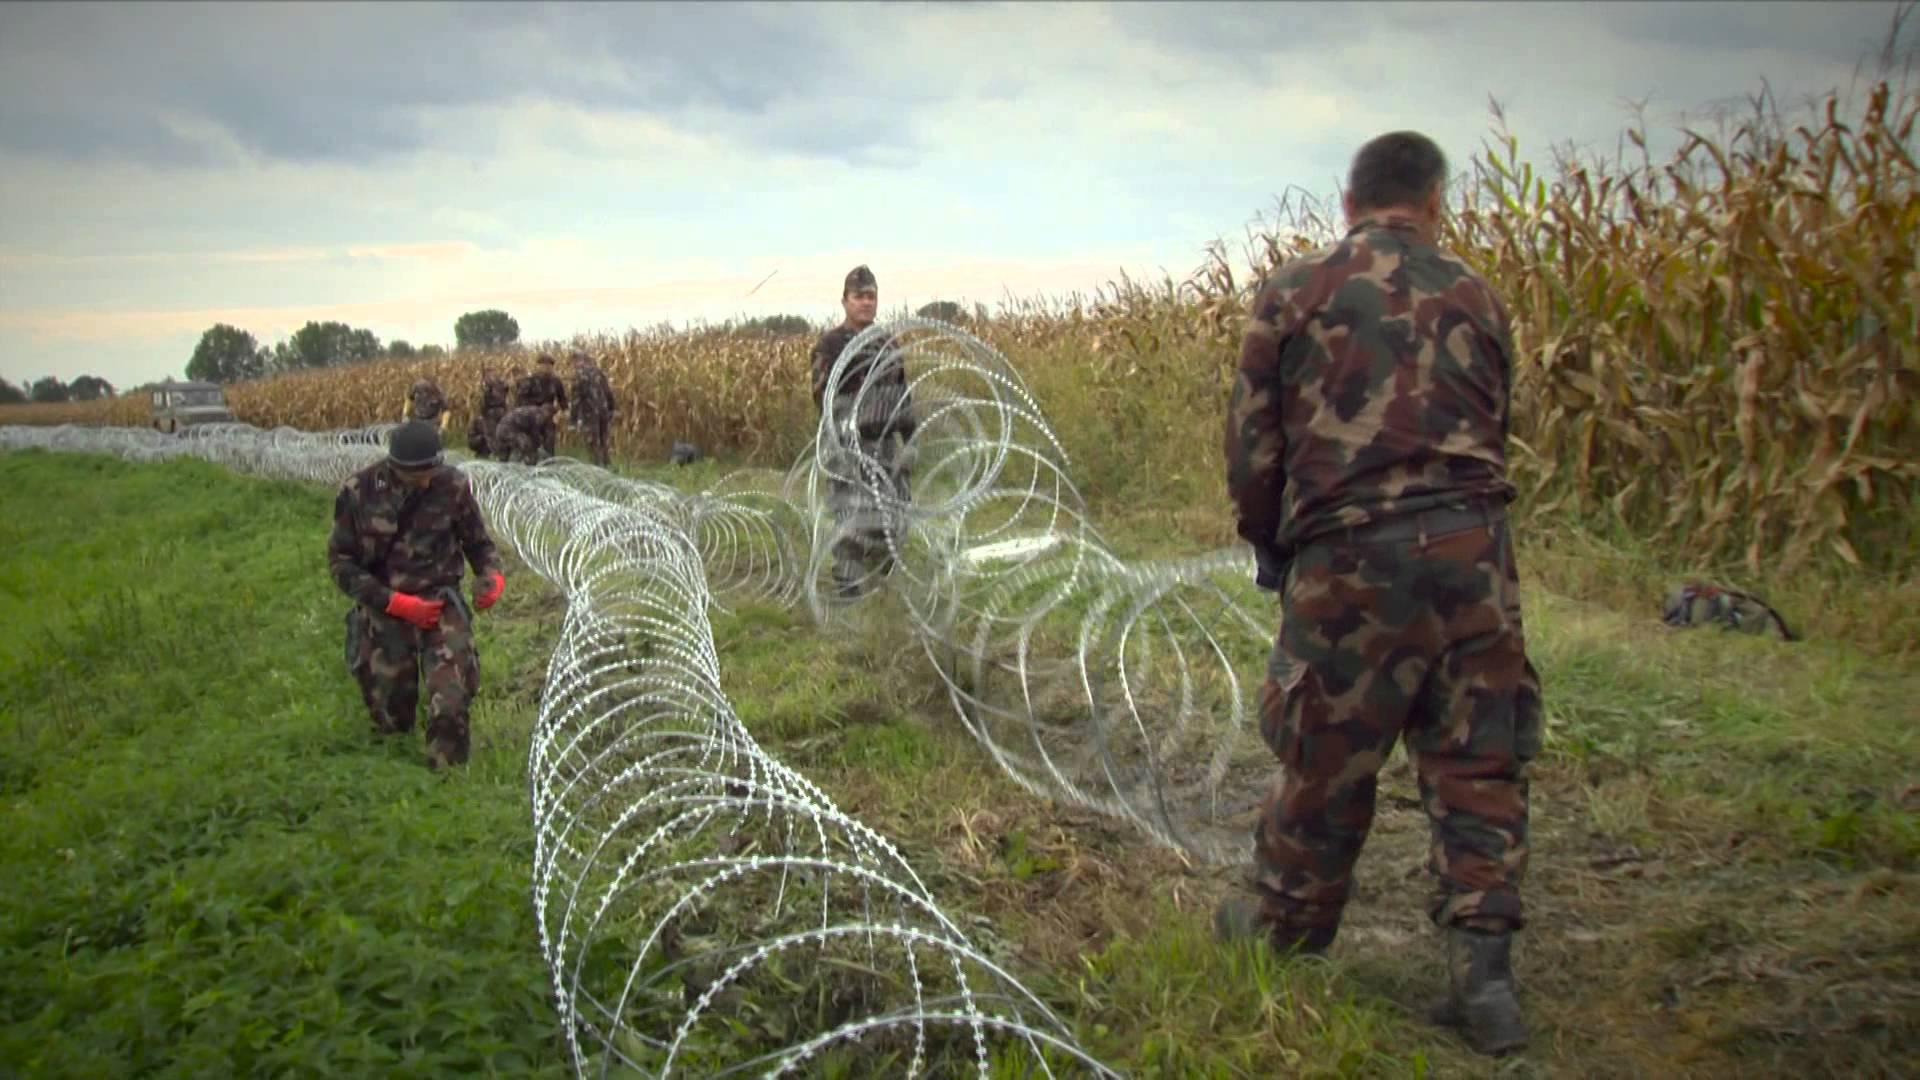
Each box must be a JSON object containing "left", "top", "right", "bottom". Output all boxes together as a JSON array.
[
  {"left": 576, "top": 411, "right": 612, "bottom": 468},
  {"left": 345, "top": 593, "right": 481, "bottom": 768},
  {"left": 473, "top": 407, "right": 506, "bottom": 456},
  {"left": 1252, "top": 512, "right": 1542, "bottom": 940},
  {"left": 465, "top": 415, "right": 492, "bottom": 457},
  {"left": 539, "top": 417, "right": 558, "bottom": 458},
  {"left": 826, "top": 429, "right": 912, "bottom": 595},
  {"left": 494, "top": 425, "right": 544, "bottom": 465}
]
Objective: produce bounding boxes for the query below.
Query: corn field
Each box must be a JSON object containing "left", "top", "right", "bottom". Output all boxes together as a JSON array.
[{"left": 5, "top": 79, "right": 1913, "bottom": 575}]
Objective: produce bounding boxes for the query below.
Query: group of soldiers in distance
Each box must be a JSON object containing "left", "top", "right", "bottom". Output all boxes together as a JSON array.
[{"left": 400, "top": 349, "right": 619, "bottom": 469}]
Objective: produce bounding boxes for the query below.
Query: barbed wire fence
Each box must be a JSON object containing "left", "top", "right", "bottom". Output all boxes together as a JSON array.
[{"left": 0, "top": 319, "right": 1280, "bottom": 1075}]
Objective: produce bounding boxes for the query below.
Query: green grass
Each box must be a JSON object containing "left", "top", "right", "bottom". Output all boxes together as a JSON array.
[
  {"left": 628, "top": 455, "right": 1920, "bottom": 1078},
  {"left": 4, "top": 447, "right": 1917, "bottom": 1078},
  {"left": 0, "top": 451, "right": 568, "bottom": 1077}
]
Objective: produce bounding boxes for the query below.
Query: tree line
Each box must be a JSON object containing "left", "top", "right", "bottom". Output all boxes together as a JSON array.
[
  {"left": 3, "top": 302, "right": 982, "bottom": 403},
  {"left": 186, "top": 304, "right": 974, "bottom": 384},
  {"left": 0, "top": 375, "right": 116, "bottom": 404},
  {"left": 183, "top": 309, "right": 531, "bottom": 384}
]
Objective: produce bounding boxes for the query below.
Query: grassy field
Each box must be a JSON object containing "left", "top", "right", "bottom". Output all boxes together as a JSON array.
[{"left": 3, "top": 447, "right": 1914, "bottom": 1077}]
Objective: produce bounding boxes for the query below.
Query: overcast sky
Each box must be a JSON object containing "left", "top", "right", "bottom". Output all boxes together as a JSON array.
[{"left": 0, "top": 0, "right": 1908, "bottom": 391}]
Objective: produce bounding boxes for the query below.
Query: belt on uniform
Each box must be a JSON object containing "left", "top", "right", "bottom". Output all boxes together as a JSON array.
[{"left": 1304, "top": 501, "right": 1503, "bottom": 549}]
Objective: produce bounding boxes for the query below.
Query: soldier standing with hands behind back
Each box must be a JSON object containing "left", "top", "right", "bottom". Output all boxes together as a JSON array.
[
  {"left": 1217, "top": 131, "right": 1542, "bottom": 1057},
  {"left": 329, "top": 421, "right": 506, "bottom": 770}
]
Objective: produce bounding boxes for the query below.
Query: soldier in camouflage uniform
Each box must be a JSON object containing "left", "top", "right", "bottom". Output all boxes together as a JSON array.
[
  {"left": 480, "top": 364, "right": 511, "bottom": 429},
  {"left": 494, "top": 402, "right": 557, "bottom": 465},
  {"left": 811, "top": 264, "right": 915, "bottom": 598},
  {"left": 517, "top": 354, "right": 569, "bottom": 458},
  {"left": 405, "top": 377, "right": 449, "bottom": 429},
  {"left": 1217, "top": 132, "right": 1540, "bottom": 1057},
  {"left": 329, "top": 421, "right": 506, "bottom": 769},
  {"left": 466, "top": 364, "right": 513, "bottom": 457},
  {"left": 568, "top": 349, "right": 618, "bottom": 468}
]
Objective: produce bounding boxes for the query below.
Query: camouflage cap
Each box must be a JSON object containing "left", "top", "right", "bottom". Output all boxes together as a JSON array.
[
  {"left": 388, "top": 420, "right": 444, "bottom": 468},
  {"left": 568, "top": 348, "right": 590, "bottom": 364},
  {"left": 844, "top": 264, "right": 877, "bottom": 296},
  {"left": 537, "top": 352, "right": 556, "bottom": 366}
]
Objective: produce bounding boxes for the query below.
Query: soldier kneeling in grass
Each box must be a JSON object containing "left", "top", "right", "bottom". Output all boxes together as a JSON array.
[{"left": 328, "top": 421, "right": 506, "bottom": 769}]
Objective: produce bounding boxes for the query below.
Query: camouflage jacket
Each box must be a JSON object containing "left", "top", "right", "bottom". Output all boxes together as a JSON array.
[
  {"left": 407, "top": 379, "right": 448, "bottom": 420},
  {"left": 570, "top": 365, "right": 617, "bottom": 418},
  {"left": 810, "top": 322, "right": 911, "bottom": 434},
  {"left": 480, "top": 376, "right": 511, "bottom": 415},
  {"left": 1225, "top": 216, "right": 1517, "bottom": 554},
  {"left": 496, "top": 404, "right": 550, "bottom": 439},
  {"left": 328, "top": 462, "right": 502, "bottom": 610},
  {"left": 517, "top": 371, "right": 568, "bottom": 410}
]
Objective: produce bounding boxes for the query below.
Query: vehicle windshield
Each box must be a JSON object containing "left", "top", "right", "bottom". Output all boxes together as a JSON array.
[{"left": 174, "top": 390, "right": 224, "bottom": 407}]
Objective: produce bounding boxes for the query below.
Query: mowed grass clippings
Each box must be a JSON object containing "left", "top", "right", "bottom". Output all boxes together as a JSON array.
[{"left": 0, "top": 451, "right": 570, "bottom": 1077}]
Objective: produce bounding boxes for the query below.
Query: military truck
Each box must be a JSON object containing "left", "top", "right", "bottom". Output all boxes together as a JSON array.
[{"left": 150, "top": 379, "right": 236, "bottom": 433}]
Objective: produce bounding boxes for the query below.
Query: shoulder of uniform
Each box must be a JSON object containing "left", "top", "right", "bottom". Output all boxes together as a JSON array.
[
  {"left": 1244, "top": 244, "right": 1334, "bottom": 319},
  {"left": 429, "top": 468, "right": 470, "bottom": 501},
  {"left": 339, "top": 464, "right": 377, "bottom": 501}
]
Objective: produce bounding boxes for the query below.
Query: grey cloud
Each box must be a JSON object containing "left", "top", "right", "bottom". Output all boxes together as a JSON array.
[
  {"left": 1596, "top": 1, "right": 1902, "bottom": 64},
  {"left": 1106, "top": 1, "right": 1357, "bottom": 62},
  {"left": 0, "top": 1, "right": 923, "bottom": 167},
  {"left": 1111, "top": 1, "right": 1902, "bottom": 77}
]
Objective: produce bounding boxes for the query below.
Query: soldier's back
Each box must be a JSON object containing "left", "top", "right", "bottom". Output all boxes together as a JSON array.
[{"left": 1257, "top": 221, "right": 1515, "bottom": 544}]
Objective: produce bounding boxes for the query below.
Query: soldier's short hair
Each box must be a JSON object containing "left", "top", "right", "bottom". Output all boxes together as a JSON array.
[
  {"left": 843, "top": 264, "right": 877, "bottom": 299},
  {"left": 1347, "top": 132, "right": 1448, "bottom": 212},
  {"left": 537, "top": 353, "right": 555, "bottom": 366}
]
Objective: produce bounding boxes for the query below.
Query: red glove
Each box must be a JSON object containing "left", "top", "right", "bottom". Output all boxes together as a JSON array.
[
  {"left": 385, "top": 591, "right": 444, "bottom": 630},
  {"left": 475, "top": 571, "right": 505, "bottom": 611}
]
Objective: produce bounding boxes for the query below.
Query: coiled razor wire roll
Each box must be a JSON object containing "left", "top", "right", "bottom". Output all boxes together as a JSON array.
[
  {"left": 0, "top": 422, "right": 1117, "bottom": 1078},
  {"left": 808, "top": 320, "right": 1276, "bottom": 863}
]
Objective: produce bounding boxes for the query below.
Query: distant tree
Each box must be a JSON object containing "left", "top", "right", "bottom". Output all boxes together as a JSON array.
[
  {"left": 29, "top": 376, "right": 70, "bottom": 403},
  {"left": 69, "top": 375, "right": 115, "bottom": 401},
  {"left": 187, "top": 323, "right": 270, "bottom": 383},
  {"left": 346, "top": 328, "right": 380, "bottom": 362},
  {"left": 419, "top": 344, "right": 447, "bottom": 359},
  {"left": 388, "top": 340, "right": 416, "bottom": 359},
  {"left": 283, "top": 321, "right": 382, "bottom": 369},
  {"left": 915, "top": 300, "right": 968, "bottom": 323},
  {"left": 0, "top": 379, "right": 26, "bottom": 405},
  {"left": 454, "top": 310, "right": 520, "bottom": 351}
]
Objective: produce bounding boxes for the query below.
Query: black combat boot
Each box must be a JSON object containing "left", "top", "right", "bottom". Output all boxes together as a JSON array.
[
  {"left": 1211, "top": 895, "right": 1336, "bottom": 956},
  {"left": 1430, "top": 926, "right": 1528, "bottom": 1056}
]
